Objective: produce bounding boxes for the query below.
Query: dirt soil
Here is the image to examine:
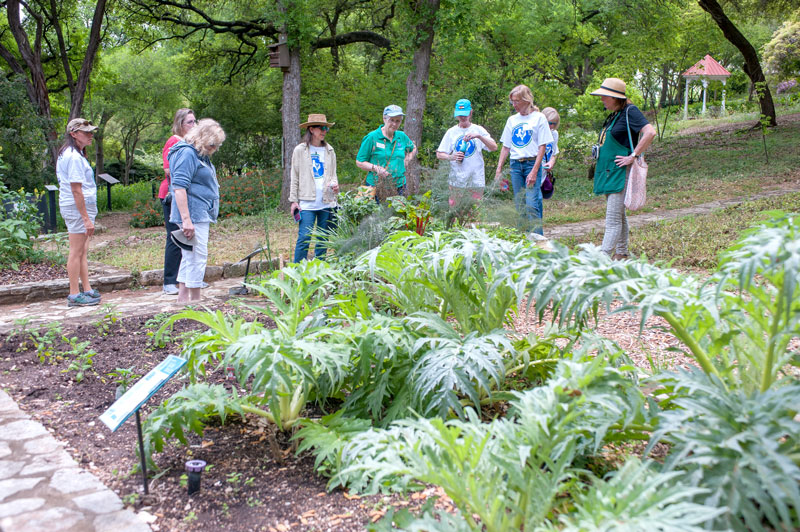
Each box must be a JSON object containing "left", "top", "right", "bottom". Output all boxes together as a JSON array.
[
  {"left": 0, "top": 261, "right": 68, "bottom": 285},
  {"left": 0, "top": 307, "right": 428, "bottom": 532}
]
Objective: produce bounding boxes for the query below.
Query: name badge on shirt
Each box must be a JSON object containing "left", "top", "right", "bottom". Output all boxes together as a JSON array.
[{"left": 376, "top": 142, "right": 385, "bottom": 149}]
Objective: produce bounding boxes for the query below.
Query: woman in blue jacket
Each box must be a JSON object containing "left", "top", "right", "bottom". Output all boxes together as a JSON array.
[{"left": 167, "top": 118, "right": 226, "bottom": 304}]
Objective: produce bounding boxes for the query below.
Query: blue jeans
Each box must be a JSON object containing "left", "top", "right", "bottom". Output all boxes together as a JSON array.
[
  {"left": 510, "top": 159, "right": 543, "bottom": 235},
  {"left": 293, "top": 208, "right": 334, "bottom": 263}
]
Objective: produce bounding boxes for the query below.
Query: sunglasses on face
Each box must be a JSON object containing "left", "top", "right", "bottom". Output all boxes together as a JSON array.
[
  {"left": 313, "top": 126, "right": 330, "bottom": 132},
  {"left": 548, "top": 121, "right": 557, "bottom": 126}
]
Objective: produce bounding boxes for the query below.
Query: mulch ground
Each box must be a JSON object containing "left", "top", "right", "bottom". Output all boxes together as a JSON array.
[
  {"left": 0, "top": 308, "right": 430, "bottom": 532},
  {"left": 0, "top": 261, "right": 67, "bottom": 285}
]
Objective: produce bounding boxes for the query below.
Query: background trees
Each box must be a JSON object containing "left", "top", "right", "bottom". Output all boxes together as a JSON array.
[{"left": 1, "top": 0, "right": 796, "bottom": 194}]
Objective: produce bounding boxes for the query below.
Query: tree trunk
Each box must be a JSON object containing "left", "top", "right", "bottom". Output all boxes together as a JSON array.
[
  {"left": 279, "top": 45, "right": 302, "bottom": 211},
  {"left": 403, "top": 0, "right": 440, "bottom": 195},
  {"left": 698, "top": 0, "right": 776, "bottom": 126},
  {"left": 94, "top": 111, "right": 113, "bottom": 176},
  {"left": 70, "top": 0, "right": 107, "bottom": 119}
]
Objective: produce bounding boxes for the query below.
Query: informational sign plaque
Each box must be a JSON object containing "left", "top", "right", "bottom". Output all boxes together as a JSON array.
[{"left": 100, "top": 355, "right": 186, "bottom": 432}]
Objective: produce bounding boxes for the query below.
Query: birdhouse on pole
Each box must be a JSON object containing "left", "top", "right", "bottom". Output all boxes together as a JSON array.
[
  {"left": 681, "top": 55, "right": 732, "bottom": 120},
  {"left": 268, "top": 41, "right": 290, "bottom": 72}
]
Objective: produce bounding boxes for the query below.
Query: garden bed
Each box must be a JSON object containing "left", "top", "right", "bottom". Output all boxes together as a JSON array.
[{"left": 0, "top": 309, "right": 415, "bottom": 531}]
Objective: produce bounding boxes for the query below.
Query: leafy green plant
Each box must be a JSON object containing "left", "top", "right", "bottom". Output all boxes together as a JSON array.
[
  {"left": 522, "top": 213, "right": 800, "bottom": 393},
  {"left": 31, "top": 322, "right": 64, "bottom": 364},
  {"left": 92, "top": 303, "right": 121, "bottom": 336},
  {"left": 129, "top": 198, "right": 163, "bottom": 228},
  {"left": 550, "top": 458, "right": 724, "bottom": 532},
  {"left": 145, "top": 312, "right": 174, "bottom": 349},
  {"left": 61, "top": 337, "right": 96, "bottom": 382},
  {"left": 7, "top": 317, "right": 35, "bottom": 351},
  {"left": 388, "top": 191, "right": 432, "bottom": 235},
  {"left": 108, "top": 366, "right": 141, "bottom": 394},
  {"left": 649, "top": 371, "right": 800, "bottom": 532},
  {"left": 301, "top": 356, "right": 650, "bottom": 531}
]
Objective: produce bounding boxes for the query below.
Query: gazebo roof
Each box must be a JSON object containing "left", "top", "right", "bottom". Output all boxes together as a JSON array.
[{"left": 682, "top": 54, "right": 731, "bottom": 80}]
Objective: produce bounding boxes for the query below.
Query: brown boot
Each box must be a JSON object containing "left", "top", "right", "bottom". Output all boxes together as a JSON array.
[{"left": 612, "top": 253, "right": 629, "bottom": 260}]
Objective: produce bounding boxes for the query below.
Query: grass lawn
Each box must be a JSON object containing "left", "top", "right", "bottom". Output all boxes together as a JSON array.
[
  {"left": 559, "top": 191, "right": 800, "bottom": 270},
  {"left": 539, "top": 111, "right": 800, "bottom": 226},
  {"left": 89, "top": 211, "right": 298, "bottom": 273}
]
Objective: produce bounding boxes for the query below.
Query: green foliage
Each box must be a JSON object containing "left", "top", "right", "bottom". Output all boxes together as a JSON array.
[
  {"left": 552, "top": 458, "right": 724, "bottom": 532},
  {"left": 0, "top": 77, "right": 50, "bottom": 191},
  {"left": 92, "top": 304, "right": 121, "bottom": 336},
  {"left": 0, "top": 183, "right": 46, "bottom": 269},
  {"left": 31, "top": 322, "right": 64, "bottom": 364},
  {"left": 61, "top": 337, "right": 97, "bottom": 383},
  {"left": 650, "top": 371, "right": 800, "bottom": 532},
  {"left": 129, "top": 198, "right": 163, "bottom": 228},
  {"left": 357, "top": 230, "right": 532, "bottom": 334},
  {"left": 97, "top": 180, "right": 154, "bottom": 211},
  {"left": 319, "top": 357, "right": 648, "bottom": 530},
  {"left": 107, "top": 366, "right": 142, "bottom": 394},
  {"left": 218, "top": 167, "right": 281, "bottom": 217},
  {"left": 763, "top": 18, "right": 800, "bottom": 80},
  {"left": 387, "top": 191, "right": 433, "bottom": 235}
]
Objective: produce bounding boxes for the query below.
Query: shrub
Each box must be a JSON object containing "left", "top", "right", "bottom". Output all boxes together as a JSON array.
[
  {"left": 129, "top": 198, "right": 163, "bottom": 228},
  {"left": 96, "top": 180, "right": 154, "bottom": 211},
  {"left": 0, "top": 182, "right": 47, "bottom": 269},
  {"left": 218, "top": 167, "right": 280, "bottom": 218}
]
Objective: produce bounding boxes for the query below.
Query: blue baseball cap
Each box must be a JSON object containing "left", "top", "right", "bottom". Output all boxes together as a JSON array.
[
  {"left": 454, "top": 99, "right": 472, "bottom": 117},
  {"left": 383, "top": 104, "right": 404, "bottom": 117}
]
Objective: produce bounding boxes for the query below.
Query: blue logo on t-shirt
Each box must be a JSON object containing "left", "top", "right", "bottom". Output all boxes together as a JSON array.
[
  {"left": 455, "top": 136, "right": 476, "bottom": 158},
  {"left": 511, "top": 125, "right": 532, "bottom": 147},
  {"left": 311, "top": 154, "right": 324, "bottom": 178},
  {"left": 545, "top": 142, "right": 554, "bottom": 162}
]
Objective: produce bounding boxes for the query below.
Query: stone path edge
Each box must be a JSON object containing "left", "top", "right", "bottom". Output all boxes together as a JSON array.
[
  {"left": 0, "top": 256, "right": 281, "bottom": 306},
  {"left": 0, "top": 389, "right": 151, "bottom": 532}
]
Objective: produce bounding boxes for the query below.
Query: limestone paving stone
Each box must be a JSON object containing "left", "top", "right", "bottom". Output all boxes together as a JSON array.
[
  {"left": 0, "top": 506, "right": 84, "bottom": 531},
  {"left": 0, "top": 442, "right": 11, "bottom": 459},
  {"left": 49, "top": 468, "right": 108, "bottom": 494},
  {"left": 20, "top": 449, "right": 76, "bottom": 476},
  {"left": 0, "top": 477, "right": 44, "bottom": 501},
  {"left": 94, "top": 509, "right": 153, "bottom": 532},
  {"left": 72, "top": 490, "right": 123, "bottom": 514},
  {"left": 0, "top": 497, "right": 44, "bottom": 518},
  {"left": 0, "top": 460, "right": 25, "bottom": 480},
  {"left": 0, "top": 420, "right": 49, "bottom": 441},
  {"left": 23, "top": 436, "right": 63, "bottom": 455}
]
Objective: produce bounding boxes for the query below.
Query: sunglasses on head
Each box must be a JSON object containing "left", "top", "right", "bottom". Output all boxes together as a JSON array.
[{"left": 70, "top": 119, "right": 94, "bottom": 131}]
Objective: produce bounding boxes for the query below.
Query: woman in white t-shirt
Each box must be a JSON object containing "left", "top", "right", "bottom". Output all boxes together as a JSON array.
[
  {"left": 56, "top": 118, "right": 100, "bottom": 307},
  {"left": 494, "top": 85, "right": 553, "bottom": 235},
  {"left": 288, "top": 114, "right": 339, "bottom": 262},
  {"left": 436, "top": 98, "right": 497, "bottom": 207}
]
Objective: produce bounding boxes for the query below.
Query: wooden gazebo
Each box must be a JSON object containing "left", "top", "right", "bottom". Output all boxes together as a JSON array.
[{"left": 682, "top": 54, "right": 732, "bottom": 119}]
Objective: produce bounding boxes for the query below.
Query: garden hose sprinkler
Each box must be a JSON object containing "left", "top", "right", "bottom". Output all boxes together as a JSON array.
[{"left": 185, "top": 460, "right": 207, "bottom": 495}]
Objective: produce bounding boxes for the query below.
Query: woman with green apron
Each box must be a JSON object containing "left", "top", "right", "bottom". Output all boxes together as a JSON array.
[{"left": 590, "top": 78, "right": 657, "bottom": 259}]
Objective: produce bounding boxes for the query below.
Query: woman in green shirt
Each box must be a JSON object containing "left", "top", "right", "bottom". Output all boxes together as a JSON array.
[{"left": 356, "top": 104, "right": 417, "bottom": 199}]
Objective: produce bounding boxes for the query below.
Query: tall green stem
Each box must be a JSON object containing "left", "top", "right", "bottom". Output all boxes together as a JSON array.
[
  {"left": 661, "top": 312, "right": 722, "bottom": 383},
  {"left": 761, "top": 288, "right": 784, "bottom": 392}
]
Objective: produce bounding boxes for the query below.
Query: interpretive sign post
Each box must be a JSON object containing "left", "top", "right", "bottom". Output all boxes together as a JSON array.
[{"left": 100, "top": 354, "right": 187, "bottom": 494}]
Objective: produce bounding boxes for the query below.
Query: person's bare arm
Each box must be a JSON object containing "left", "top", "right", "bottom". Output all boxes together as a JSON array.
[{"left": 70, "top": 182, "right": 94, "bottom": 236}]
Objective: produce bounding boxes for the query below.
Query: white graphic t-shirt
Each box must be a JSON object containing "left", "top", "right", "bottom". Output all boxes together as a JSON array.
[
  {"left": 545, "top": 129, "right": 559, "bottom": 164},
  {"left": 500, "top": 111, "right": 553, "bottom": 160},
  {"left": 437, "top": 124, "right": 493, "bottom": 188},
  {"left": 300, "top": 145, "right": 332, "bottom": 211}
]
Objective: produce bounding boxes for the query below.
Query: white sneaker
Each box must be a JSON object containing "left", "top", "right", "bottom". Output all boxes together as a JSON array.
[{"left": 163, "top": 284, "right": 179, "bottom": 295}]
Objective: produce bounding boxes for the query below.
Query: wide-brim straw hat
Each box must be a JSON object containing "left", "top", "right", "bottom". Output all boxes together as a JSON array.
[
  {"left": 299, "top": 114, "right": 335, "bottom": 128},
  {"left": 590, "top": 78, "right": 627, "bottom": 99}
]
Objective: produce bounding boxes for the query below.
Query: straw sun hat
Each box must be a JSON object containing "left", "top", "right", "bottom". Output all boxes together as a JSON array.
[
  {"left": 299, "top": 114, "right": 335, "bottom": 128},
  {"left": 590, "top": 78, "right": 627, "bottom": 99}
]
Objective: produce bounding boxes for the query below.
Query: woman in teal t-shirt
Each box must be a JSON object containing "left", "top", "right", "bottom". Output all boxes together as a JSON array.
[{"left": 355, "top": 104, "right": 417, "bottom": 200}]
